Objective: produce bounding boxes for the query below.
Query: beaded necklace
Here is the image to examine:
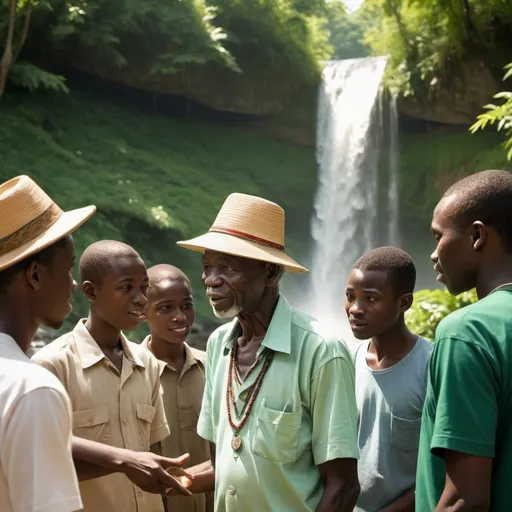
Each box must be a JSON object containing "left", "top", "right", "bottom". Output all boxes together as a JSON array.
[{"left": 225, "top": 342, "right": 274, "bottom": 455}]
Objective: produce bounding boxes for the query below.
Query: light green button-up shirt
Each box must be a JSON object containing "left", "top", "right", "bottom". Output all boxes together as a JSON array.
[{"left": 198, "top": 295, "right": 359, "bottom": 512}]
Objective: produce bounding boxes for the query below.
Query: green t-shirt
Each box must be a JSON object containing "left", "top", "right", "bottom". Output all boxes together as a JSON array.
[{"left": 416, "top": 286, "right": 512, "bottom": 510}]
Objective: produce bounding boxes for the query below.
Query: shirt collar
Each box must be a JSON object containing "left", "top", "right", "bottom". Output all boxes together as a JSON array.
[
  {"left": 0, "top": 333, "right": 30, "bottom": 361},
  {"left": 142, "top": 336, "right": 199, "bottom": 376},
  {"left": 222, "top": 294, "right": 292, "bottom": 355},
  {"left": 73, "top": 319, "right": 145, "bottom": 370}
]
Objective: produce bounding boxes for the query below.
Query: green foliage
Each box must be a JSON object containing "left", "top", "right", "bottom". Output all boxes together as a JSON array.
[
  {"left": 324, "top": 2, "right": 369, "bottom": 60},
  {"left": 8, "top": 61, "right": 68, "bottom": 92},
  {"left": 1, "top": 0, "right": 340, "bottom": 95},
  {"left": 363, "top": 0, "right": 512, "bottom": 96},
  {"left": 0, "top": 91, "right": 316, "bottom": 334},
  {"left": 471, "top": 63, "right": 512, "bottom": 160},
  {"left": 406, "top": 288, "right": 478, "bottom": 341}
]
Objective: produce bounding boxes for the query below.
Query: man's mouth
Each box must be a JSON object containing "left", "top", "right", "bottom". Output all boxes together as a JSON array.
[
  {"left": 349, "top": 319, "right": 367, "bottom": 330},
  {"left": 208, "top": 295, "right": 230, "bottom": 308},
  {"left": 169, "top": 325, "right": 190, "bottom": 334},
  {"left": 128, "top": 310, "right": 146, "bottom": 322},
  {"left": 434, "top": 265, "right": 444, "bottom": 282}
]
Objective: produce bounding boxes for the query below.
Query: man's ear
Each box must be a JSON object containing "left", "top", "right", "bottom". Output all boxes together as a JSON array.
[
  {"left": 82, "top": 281, "right": 97, "bottom": 303},
  {"left": 265, "top": 264, "right": 284, "bottom": 287},
  {"left": 472, "top": 221, "right": 486, "bottom": 251},
  {"left": 399, "top": 292, "right": 414, "bottom": 313},
  {"left": 25, "top": 260, "right": 42, "bottom": 291}
]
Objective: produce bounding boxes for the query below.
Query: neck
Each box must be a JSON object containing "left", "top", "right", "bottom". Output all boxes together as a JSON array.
[
  {"left": 237, "top": 289, "right": 279, "bottom": 347},
  {"left": 148, "top": 335, "right": 186, "bottom": 362},
  {"left": 370, "top": 318, "right": 416, "bottom": 361},
  {"left": 85, "top": 312, "right": 122, "bottom": 351},
  {"left": 475, "top": 255, "right": 512, "bottom": 298},
  {"left": 0, "top": 298, "right": 39, "bottom": 354}
]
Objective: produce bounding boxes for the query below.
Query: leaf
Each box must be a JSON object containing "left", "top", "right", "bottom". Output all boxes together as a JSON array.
[{"left": 7, "top": 61, "right": 69, "bottom": 94}]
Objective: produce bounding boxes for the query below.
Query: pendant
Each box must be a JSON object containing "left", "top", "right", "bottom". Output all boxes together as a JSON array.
[{"left": 231, "top": 433, "right": 242, "bottom": 452}]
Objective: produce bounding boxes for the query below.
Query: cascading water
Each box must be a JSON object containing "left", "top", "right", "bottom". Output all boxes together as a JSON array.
[{"left": 307, "top": 57, "right": 400, "bottom": 341}]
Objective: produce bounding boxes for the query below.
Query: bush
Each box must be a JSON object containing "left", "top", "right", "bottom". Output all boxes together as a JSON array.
[{"left": 405, "top": 288, "right": 477, "bottom": 341}]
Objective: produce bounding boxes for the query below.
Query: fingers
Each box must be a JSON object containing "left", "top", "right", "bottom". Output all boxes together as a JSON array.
[
  {"left": 161, "top": 453, "right": 190, "bottom": 468},
  {"left": 157, "top": 467, "right": 193, "bottom": 496}
]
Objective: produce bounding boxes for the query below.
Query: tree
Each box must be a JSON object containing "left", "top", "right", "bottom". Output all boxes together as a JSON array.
[
  {"left": 405, "top": 288, "right": 477, "bottom": 341},
  {"left": 470, "top": 63, "right": 512, "bottom": 160},
  {"left": 362, "top": 0, "right": 512, "bottom": 96},
  {"left": 0, "top": 0, "right": 32, "bottom": 97}
]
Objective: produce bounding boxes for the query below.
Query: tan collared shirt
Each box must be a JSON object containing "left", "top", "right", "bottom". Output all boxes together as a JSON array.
[
  {"left": 32, "top": 320, "right": 170, "bottom": 512},
  {"left": 142, "top": 337, "right": 213, "bottom": 512}
]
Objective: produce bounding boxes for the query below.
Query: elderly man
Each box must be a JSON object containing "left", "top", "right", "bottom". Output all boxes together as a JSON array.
[{"left": 176, "top": 193, "right": 360, "bottom": 511}]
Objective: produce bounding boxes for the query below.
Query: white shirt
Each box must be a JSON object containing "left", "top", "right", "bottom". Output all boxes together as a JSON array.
[{"left": 0, "top": 333, "right": 82, "bottom": 512}]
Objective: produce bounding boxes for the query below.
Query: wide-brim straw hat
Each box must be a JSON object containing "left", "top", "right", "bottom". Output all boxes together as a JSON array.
[
  {"left": 0, "top": 175, "right": 96, "bottom": 271},
  {"left": 177, "top": 193, "right": 308, "bottom": 273}
]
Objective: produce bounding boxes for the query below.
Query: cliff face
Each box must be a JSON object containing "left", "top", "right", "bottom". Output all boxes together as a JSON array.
[{"left": 398, "top": 60, "right": 502, "bottom": 125}]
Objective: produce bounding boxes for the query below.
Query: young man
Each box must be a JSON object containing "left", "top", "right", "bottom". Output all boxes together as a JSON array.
[
  {"left": 345, "top": 247, "right": 433, "bottom": 512},
  {"left": 32, "top": 240, "right": 178, "bottom": 512},
  {"left": 0, "top": 174, "right": 95, "bottom": 512},
  {"left": 143, "top": 264, "right": 213, "bottom": 512},
  {"left": 416, "top": 170, "right": 512, "bottom": 511}
]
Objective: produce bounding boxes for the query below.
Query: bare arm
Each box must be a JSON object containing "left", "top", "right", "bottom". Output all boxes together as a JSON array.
[
  {"left": 316, "top": 458, "right": 359, "bottom": 512},
  {"left": 72, "top": 436, "right": 193, "bottom": 495},
  {"left": 380, "top": 488, "right": 415, "bottom": 512},
  {"left": 435, "top": 450, "right": 492, "bottom": 511}
]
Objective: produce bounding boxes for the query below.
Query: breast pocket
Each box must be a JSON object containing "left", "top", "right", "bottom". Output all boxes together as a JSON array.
[
  {"left": 252, "top": 402, "right": 301, "bottom": 463},
  {"left": 73, "top": 405, "right": 111, "bottom": 444},
  {"left": 136, "top": 402, "right": 156, "bottom": 449},
  {"left": 390, "top": 414, "right": 421, "bottom": 452}
]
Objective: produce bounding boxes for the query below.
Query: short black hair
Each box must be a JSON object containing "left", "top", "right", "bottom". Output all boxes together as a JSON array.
[
  {"left": 79, "top": 240, "right": 142, "bottom": 284},
  {"left": 443, "top": 170, "right": 512, "bottom": 250},
  {"left": 0, "top": 237, "right": 68, "bottom": 295},
  {"left": 352, "top": 246, "right": 416, "bottom": 296}
]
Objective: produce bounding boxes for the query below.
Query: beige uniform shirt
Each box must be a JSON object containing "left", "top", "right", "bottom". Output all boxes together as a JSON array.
[
  {"left": 0, "top": 333, "right": 82, "bottom": 512},
  {"left": 32, "top": 320, "right": 170, "bottom": 512},
  {"left": 142, "top": 337, "right": 213, "bottom": 512}
]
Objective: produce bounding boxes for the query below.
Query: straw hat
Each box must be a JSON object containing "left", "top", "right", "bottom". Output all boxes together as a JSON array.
[
  {"left": 177, "top": 193, "right": 307, "bottom": 273},
  {"left": 0, "top": 175, "right": 96, "bottom": 271}
]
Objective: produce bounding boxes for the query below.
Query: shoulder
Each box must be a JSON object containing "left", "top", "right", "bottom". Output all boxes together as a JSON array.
[
  {"left": 187, "top": 344, "right": 206, "bottom": 366},
  {"left": 128, "top": 340, "right": 161, "bottom": 370},
  {"left": 31, "top": 331, "right": 76, "bottom": 366},
  {"left": 290, "top": 309, "right": 353, "bottom": 367},
  {"left": 416, "top": 336, "right": 434, "bottom": 357},
  {"left": 4, "top": 356, "right": 69, "bottom": 400},
  {"left": 435, "top": 294, "right": 506, "bottom": 346}
]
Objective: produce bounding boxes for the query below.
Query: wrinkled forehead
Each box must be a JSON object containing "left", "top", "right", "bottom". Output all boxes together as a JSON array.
[{"left": 202, "top": 250, "right": 261, "bottom": 269}]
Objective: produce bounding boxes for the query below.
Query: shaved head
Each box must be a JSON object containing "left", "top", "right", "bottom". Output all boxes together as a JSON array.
[
  {"left": 79, "top": 240, "right": 143, "bottom": 284},
  {"left": 148, "top": 264, "right": 190, "bottom": 289}
]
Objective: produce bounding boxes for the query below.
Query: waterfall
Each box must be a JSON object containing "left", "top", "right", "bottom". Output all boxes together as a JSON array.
[{"left": 307, "top": 57, "right": 400, "bottom": 341}]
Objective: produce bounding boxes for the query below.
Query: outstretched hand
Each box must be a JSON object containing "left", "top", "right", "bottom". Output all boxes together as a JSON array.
[{"left": 121, "top": 451, "right": 193, "bottom": 495}]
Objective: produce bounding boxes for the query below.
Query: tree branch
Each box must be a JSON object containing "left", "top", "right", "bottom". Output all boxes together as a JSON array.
[{"left": 0, "top": 0, "right": 17, "bottom": 96}]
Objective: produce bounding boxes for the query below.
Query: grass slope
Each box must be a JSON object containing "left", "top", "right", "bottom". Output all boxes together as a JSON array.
[{"left": 0, "top": 92, "right": 316, "bottom": 336}]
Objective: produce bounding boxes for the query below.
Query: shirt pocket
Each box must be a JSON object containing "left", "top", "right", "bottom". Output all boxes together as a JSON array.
[
  {"left": 390, "top": 414, "right": 421, "bottom": 452},
  {"left": 73, "top": 405, "right": 111, "bottom": 444},
  {"left": 252, "top": 401, "right": 301, "bottom": 463},
  {"left": 136, "top": 402, "right": 156, "bottom": 449}
]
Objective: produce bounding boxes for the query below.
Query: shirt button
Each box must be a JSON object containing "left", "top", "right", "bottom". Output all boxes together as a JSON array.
[
  {"left": 227, "top": 486, "right": 236, "bottom": 496},
  {"left": 87, "top": 420, "right": 93, "bottom": 425},
  {"left": 138, "top": 490, "right": 143, "bottom": 497},
  {"left": 122, "top": 417, "right": 128, "bottom": 425}
]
